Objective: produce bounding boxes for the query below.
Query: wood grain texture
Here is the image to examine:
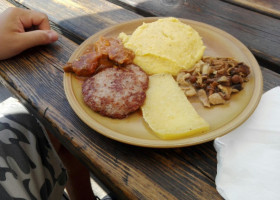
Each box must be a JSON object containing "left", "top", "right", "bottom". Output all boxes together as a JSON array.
[
  {"left": 261, "top": 67, "right": 280, "bottom": 91},
  {"left": 14, "top": 0, "right": 141, "bottom": 41},
  {"left": 8, "top": 0, "right": 280, "bottom": 72},
  {"left": 1, "top": 0, "right": 280, "bottom": 199},
  {"left": 0, "top": 39, "right": 222, "bottom": 199},
  {"left": 13, "top": 0, "right": 280, "bottom": 72},
  {"left": 0, "top": 1, "right": 221, "bottom": 199},
  {"left": 0, "top": 0, "right": 14, "bottom": 10},
  {"left": 2, "top": 39, "right": 280, "bottom": 199},
  {"left": 107, "top": 0, "right": 280, "bottom": 71},
  {"left": 1, "top": 29, "right": 280, "bottom": 200},
  {"left": 0, "top": 2, "right": 222, "bottom": 196},
  {"left": 223, "top": 0, "right": 280, "bottom": 19}
]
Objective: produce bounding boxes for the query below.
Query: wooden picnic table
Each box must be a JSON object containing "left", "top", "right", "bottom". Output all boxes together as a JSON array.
[{"left": 1, "top": 0, "right": 280, "bottom": 199}]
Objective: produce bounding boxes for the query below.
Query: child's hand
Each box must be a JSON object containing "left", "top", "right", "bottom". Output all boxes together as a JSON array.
[{"left": 0, "top": 7, "right": 58, "bottom": 60}]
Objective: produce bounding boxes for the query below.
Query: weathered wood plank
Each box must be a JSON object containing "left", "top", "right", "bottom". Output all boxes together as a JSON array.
[
  {"left": 14, "top": 0, "right": 141, "bottom": 41},
  {"left": 107, "top": 0, "right": 280, "bottom": 72},
  {"left": 1, "top": 32, "right": 280, "bottom": 200},
  {"left": 1, "top": 0, "right": 280, "bottom": 199},
  {"left": 0, "top": 0, "right": 14, "bottom": 10},
  {"left": 7, "top": 2, "right": 220, "bottom": 180},
  {"left": 0, "top": 50, "right": 222, "bottom": 200},
  {"left": 13, "top": 0, "right": 280, "bottom": 72},
  {"left": 0, "top": 1, "right": 223, "bottom": 199},
  {"left": 261, "top": 67, "right": 280, "bottom": 91},
  {"left": 5, "top": 0, "right": 84, "bottom": 44},
  {"left": 2, "top": 39, "right": 280, "bottom": 199},
  {"left": 223, "top": 0, "right": 280, "bottom": 19},
  {"left": 0, "top": 22, "right": 222, "bottom": 200}
]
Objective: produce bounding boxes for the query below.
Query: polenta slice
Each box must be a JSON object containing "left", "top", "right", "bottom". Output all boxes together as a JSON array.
[{"left": 141, "top": 74, "right": 209, "bottom": 139}]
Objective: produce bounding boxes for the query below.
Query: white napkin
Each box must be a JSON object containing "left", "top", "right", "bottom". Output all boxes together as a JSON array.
[{"left": 214, "top": 86, "right": 280, "bottom": 200}]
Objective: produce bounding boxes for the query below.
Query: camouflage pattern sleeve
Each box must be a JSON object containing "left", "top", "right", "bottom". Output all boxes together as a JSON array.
[{"left": 0, "top": 97, "right": 67, "bottom": 200}]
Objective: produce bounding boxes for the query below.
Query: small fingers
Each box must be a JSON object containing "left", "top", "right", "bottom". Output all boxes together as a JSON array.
[
  {"left": 17, "top": 30, "right": 58, "bottom": 50},
  {"left": 17, "top": 8, "right": 51, "bottom": 30},
  {"left": 29, "top": 10, "right": 50, "bottom": 30},
  {"left": 0, "top": 30, "right": 58, "bottom": 60},
  {"left": 0, "top": 8, "right": 57, "bottom": 60}
]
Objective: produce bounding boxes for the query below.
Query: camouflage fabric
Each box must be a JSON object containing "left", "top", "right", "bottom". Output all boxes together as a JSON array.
[{"left": 0, "top": 98, "right": 67, "bottom": 200}]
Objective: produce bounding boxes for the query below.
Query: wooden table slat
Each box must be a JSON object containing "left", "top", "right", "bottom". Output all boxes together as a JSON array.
[
  {"left": 0, "top": 48, "right": 222, "bottom": 199},
  {"left": 13, "top": 0, "right": 141, "bottom": 41},
  {"left": 0, "top": 0, "right": 15, "bottom": 10},
  {"left": 0, "top": 2, "right": 224, "bottom": 199},
  {"left": 0, "top": 7, "right": 222, "bottom": 196},
  {"left": 108, "top": 0, "right": 280, "bottom": 72},
  {"left": 11, "top": 0, "right": 280, "bottom": 72},
  {"left": 1, "top": 35, "right": 280, "bottom": 199},
  {"left": 1, "top": 0, "right": 280, "bottom": 199},
  {"left": 223, "top": 0, "right": 280, "bottom": 19}
]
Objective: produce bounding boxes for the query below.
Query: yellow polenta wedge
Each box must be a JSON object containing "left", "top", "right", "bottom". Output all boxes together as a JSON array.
[{"left": 141, "top": 74, "right": 209, "bottom": 139}]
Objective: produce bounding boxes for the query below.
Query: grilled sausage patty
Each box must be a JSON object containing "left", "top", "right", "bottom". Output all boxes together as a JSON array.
[{"left": 82, "top": 64, "right": 148, "bottom": 119}]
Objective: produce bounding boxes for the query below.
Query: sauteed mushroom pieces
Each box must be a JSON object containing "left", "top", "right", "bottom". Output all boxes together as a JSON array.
[{"left": 176, "top": 57, "right": 250, "bottom": 107}]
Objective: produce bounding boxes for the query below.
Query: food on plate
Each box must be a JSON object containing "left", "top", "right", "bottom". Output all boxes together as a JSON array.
[
  {"left": 119, "top": 17, "right": 205, "bottom": 75},
  {"left": 63, "top": 51, "right": 101, "bottom": 76},
  {"left": 176, "top": 57, "right": 250, "bottom": 107},
  {"left": 141, "top": 74, "right": 209, "bottom": 139},
  {"left": 63, "top": 37, "right": 135, "bottom": 76},
  {"left": 95, "top": 37, "right": 135, "bottom": 65},
  {"left": 82, "top": 64, "right": 148, "bottom": 119},
  {"left": 64, "top": 18, "right": 252, "bottom": 141},
  {"left": 64, "top": 36, "right": 147, "bottom": 119}
]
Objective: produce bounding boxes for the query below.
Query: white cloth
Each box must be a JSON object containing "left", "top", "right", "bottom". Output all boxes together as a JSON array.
[{"left": 214, "top": 86, "right": 280, "bottom": 200}]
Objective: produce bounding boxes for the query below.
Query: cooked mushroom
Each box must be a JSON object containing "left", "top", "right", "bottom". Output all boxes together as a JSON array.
[
  {"left": 176, "top": 57, "right": 250, "bottom": 107},
  {"left": 218, "top": 85, "right": 232, "bottom": 100},
  {"left": 177, "top": 72, "right": 191, "bottom": 86},
  {"left": 196, "top": 74, "right": 203, "bottom": 86},
  {"left": 217, "top": 76, "right": 231, "bottom": 86},
  {"left": 232, "top": 84, "right": 243, "bottom": 92},
  {"left": 189, "top": 75, "right": 197, "bottom": 83},
  {"left": 202, "top": 63, "right": 211, "bottom": 75},
  {"left": 197, "top": 89, "right": 210, "bottom": 107},
  {"left": 184, "top": 85, "right": 197, "bottom": 97},
  {"left": 231, "top": 74, "right": 243, "bottom": 84},
  {"left": 237, "top": 63, "right": 250, "bottom": 77},
  {"left": 209, "top": 93, "right": 226, "bottom": 105}
]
